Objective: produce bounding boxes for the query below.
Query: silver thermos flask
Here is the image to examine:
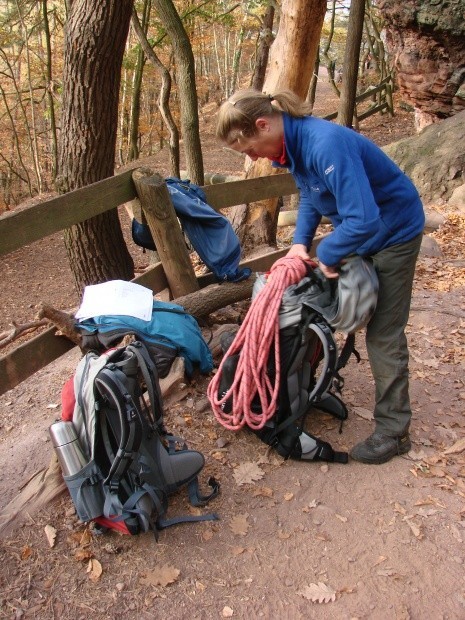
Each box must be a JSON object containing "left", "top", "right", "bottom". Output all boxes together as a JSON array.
[{"left": 49, "top": 421, "right": 87, "bottom": 476}]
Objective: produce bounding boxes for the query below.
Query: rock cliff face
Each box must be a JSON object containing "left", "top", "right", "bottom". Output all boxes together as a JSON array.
[
  {"left": 379, "top": 0, "right": 465, "bottom": 129},
  {"left": 382, "top": 109, "right": 465, "bottom": 202}
]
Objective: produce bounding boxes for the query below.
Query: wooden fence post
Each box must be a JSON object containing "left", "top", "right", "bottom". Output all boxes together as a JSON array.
[{"left": 132, "top": 168, "right": 199, "bottom": 298}]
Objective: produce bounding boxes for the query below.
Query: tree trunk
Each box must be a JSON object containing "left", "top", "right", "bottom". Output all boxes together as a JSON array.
[
  {"left": 234, "top": 0, "right": 327, "bottom": 254},
  {"left": 250, "top": 3, "right": 275, "bottom": 92},
  {"left": 131, "top": 6, "right": 180, "bottom": 177},
  {"left": 307, "top": 50, "right": 320, "bottom": 109},
  {"left": 128, "top": 0, "right": 151, "bottom": 162},
  {"left": 57, "top": 0, "right": 135, "bottom": 293},
  {"left": 42, "top": 0, "right": 58, "bottom": 183},
  {"left": 152, "top": 0, "right": 204, "bottom": 185},
  {"left": 337, "top": 0, "right": 365, "bottom": 127}
]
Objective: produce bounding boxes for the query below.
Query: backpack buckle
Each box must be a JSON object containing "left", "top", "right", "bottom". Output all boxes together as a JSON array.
[{"left": 108, "top": 479, "right": 120, "bottom": 493}]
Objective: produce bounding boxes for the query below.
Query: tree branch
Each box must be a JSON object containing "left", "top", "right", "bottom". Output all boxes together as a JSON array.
[{"left": 0, "top": 319, "right": 49, "bottom": 349}]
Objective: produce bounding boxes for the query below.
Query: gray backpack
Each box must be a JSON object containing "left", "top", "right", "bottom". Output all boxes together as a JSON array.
[
  {"left": 54, "top": 341, "right": 219, "bottom": 536},
  {"left": 255, "top": 255, "right": 379, "bottom": 335}
]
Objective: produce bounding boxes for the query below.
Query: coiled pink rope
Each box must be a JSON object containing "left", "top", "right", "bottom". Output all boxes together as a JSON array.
[{"left": 207, "top": 256, "right": 310, "bottom": 431}]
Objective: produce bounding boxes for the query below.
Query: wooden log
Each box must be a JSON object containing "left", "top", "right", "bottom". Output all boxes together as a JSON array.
[
  {"left": 132, "top": 168, "right": 199, "bottom": 298},
  {"left": 34, "top": 280, "right": 255, "bottom": 352},
  {"left": 175, "top": 279, "right": 255, "bottom": 318},
  {"left": 277, "top": 208, "right": 445, "bottom": 231}
]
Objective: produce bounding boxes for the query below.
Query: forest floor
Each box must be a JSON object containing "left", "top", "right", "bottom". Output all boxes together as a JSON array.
[{"left": 1, "top": 81, "right": 465, "bottom": 620}]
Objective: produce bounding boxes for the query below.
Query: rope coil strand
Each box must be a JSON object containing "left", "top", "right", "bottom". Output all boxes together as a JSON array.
[{"left": 207, "top": 256, "right": 309, "bottom": 431}]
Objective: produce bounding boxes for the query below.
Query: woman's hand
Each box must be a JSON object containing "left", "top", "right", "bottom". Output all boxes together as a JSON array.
[
  {"left": 286, "top": 243, "right": 310, "bottom": 260},
  {"left": 318, "top": 261, "right": 340, "bottom": 279}
]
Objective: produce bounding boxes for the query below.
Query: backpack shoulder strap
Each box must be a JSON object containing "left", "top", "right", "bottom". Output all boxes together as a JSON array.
[
  {"left": 94, "top": 364, "right": 143, "bottom": 491},
  {"left": 275, "top": 315, "right": 337, "bottom": 436},
  {"left": 126, "top": 341, "right": 165, "bottom": 431},
  {"left": 73, "top": 351, "right": 110, "bottom": 460}
]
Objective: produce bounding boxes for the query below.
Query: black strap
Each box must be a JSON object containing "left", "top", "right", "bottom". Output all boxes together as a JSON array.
[
  {"left": 157, "top": 512, "right": 220, "bottom": 529},
  {"left": 188, "top": 476, "right": 220, "bottom": 507},
  {"left": 312, "top": 437, "right": 349, "bottom": 464},
  {"left": 94, "top": 368, "right": 143, "bottom": 488},
  {"left": 274, "top": 318, "right": 337, "bottom": 436},
  {"left": 331, "top": 333, "right": 360, "bottom": 393},
  {"left": 126, "top": 341, "right": 165, "bottom": 431}
]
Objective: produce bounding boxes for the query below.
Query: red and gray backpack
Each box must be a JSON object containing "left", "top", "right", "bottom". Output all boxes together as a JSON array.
[{"left": 54, "top": 341, "right": 219, "bottom": 537}]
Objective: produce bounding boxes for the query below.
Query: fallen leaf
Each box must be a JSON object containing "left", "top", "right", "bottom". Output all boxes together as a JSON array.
[
  {"left": 414, "top": 495, "right": 446, "bottom": 508},
  {"left": 80, "top": 529, "right": 92, "bottom": 546},
  {"left": 233, "top": 462, "right": 265, "bottom": 485},
  {"left": 75, "top": 548, "right": 93, "bottom": 562},
  {"left": 21, "top": 545, "right": 33, "bottom": 560},
  {"left": 408, "top": 449, "right": 428, "bottom": 461},
  {"left": 229, "top": 513, "right": 250, "bottom": 536},
  {"left": 373, "top": 555, "right": 387, "bottom": 566},
  {"left": 302, "top": 499, "right": 319, "bottom": 513},
  {"left": 231, "top": 546, "right": 245, "bottom": 556},
  {"left": 222, "top": 606, "right": 234, "bottom": 617},
  {"left": 211, "top": 451, "right": 227, "bottom": 462},
  {"left": 67, "top": 529, "right": 92, "bottom": 547},
  {"left": 403, "top": 517, "right": 423, "bottom": 538},
  {"left": 201, "top": 529, "right": 214, "bottom": 542},
  {"left": 443, "top": 437, "right": 465, "bottom": 455},
  {"left": 87, "top": 558, "right": 103, "bottom": 582},
  {"left": 278, "top": 530, "right": 291, "bottom": 539},
  {"left": 415, "top": 508, "right": 439, "bottom": 518},
  {"left": 353, "top": 407, "right": 374, "bottom": 421},
  {"left": 252, "top": 486, "right": 273, "bottom": 498},
  {"left": 428, "top": 466, "right": 446, "bottom": 478},
  {"left": 411, "top": 353, "right": 439, "bottom": 368},
  {"left": 300, "top": 582, "right": 336, "bottom": 603},
  {"left": 140, "top": 565, "right": 180, "bottom": 587},
  {"left": 283, "top": 492, "right": 294, "bottom": 501},
  {"left": 44, "top": 525, "right": 57, "bottom": 548},
  {"left": 377, "top": 568, "right": 399, "bottom": 578}
]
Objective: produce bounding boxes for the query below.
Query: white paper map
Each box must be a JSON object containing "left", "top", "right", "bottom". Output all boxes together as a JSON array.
[{"left": 75, "top": 280, "right": 153, "bottom": 322}]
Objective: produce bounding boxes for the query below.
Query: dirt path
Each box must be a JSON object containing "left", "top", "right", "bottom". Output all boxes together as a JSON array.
[
  {"left": 1, "top": 91, "right": 465, "bottom": 619},
  {"left": 1, "top": 278, "right": 464, "bottom": 619}
]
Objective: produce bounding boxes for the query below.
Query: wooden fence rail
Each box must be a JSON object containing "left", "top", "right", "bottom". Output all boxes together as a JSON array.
[
  {"left": 323, "top": 75, "right": 394, "bottom": 123},
  {"left": 0, "top": 170, "right": 308, "bottom": 396}
]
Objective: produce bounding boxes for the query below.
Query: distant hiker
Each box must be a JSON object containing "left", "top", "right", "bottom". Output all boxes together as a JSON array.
[{"left": 216, "top": 89, "right": 425, "bottom": 464}]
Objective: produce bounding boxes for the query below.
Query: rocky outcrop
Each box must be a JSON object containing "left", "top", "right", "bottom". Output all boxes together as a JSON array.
[
  {"left": 382, "top": 109, "right": 465, "bottom": 201},
  {"left": 379, "top": 0, "right": 465, "bottom": 129}
]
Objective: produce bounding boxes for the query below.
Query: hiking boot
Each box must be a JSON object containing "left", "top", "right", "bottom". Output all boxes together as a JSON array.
[{"left": 350, "top": 431, "right": 411, "bottom": 464}]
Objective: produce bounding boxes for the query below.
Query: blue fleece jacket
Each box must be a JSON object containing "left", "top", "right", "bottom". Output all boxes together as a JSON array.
[{"left": 276, "top": 114, "right": 425, "bottom": 266}]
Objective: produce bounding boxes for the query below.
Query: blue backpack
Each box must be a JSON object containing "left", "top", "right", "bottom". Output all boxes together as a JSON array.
[{"left": 131, "top": 177, "right": 251, "bottom": 283}]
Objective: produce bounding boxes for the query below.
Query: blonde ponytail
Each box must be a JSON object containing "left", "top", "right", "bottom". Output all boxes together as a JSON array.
[{"left": 216, "top": 89, "right": 312, "bottom": 143}]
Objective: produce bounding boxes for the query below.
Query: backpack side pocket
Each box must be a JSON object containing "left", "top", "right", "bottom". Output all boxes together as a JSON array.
[{"left": 63, "top": 460, "right": 105, "bottom": 522}]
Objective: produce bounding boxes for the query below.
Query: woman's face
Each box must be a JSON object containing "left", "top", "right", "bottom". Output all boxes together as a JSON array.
[{"left": 226, "top": 117, "right": 284, "bottom": 161}]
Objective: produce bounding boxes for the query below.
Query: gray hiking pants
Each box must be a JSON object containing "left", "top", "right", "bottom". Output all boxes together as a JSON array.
[{"left": 366, "top": 233, "right": 423, "bottom": 436}]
